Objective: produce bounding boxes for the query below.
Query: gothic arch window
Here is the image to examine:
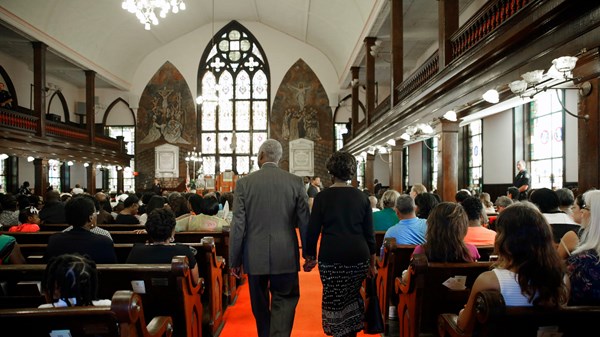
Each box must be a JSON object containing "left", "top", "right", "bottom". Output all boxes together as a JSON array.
[{"left": 197, "top": 20, "right": 270, "bottom": 175}]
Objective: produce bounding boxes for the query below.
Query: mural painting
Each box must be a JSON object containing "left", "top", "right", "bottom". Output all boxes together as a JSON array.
[
  {"left": 271, "top": 59, "right": 333, "bottom": 182},
  {"left": 136, "top": 61, "right": 196, "bottom": 190}
]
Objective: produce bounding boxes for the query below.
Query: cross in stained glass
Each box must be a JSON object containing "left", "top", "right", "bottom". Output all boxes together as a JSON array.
[
  {"left": 210, "top": 57, "right": 226, "bottom": 71},
  {"left": 245, "top": 57, "right": 259, "bottom": 71}
]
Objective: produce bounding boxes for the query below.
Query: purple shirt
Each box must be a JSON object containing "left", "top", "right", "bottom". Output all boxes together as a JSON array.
[{"left": 412, "top": 243, "right": 481, "bottom": 261}]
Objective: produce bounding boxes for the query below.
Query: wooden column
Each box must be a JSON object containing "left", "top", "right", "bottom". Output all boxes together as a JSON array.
[
  {"left": 390, "top": 141, "right": 404, "bottom": 192},
  {"left": 86, "top": 70, "right": 96, "bottom": 146},
  {"left": 86, "top": 163, "right": 97, "bottom": 194},
  {"left": 575, "top": 50, "right": 600, "bottom": 192},
  {"left": 33, "top": 158, "right": 48, "bottom": 195},
  {"left": 365, "top": 37, "right": 376, "bottom": 125},
  {"left": 32, "top": 42, "right": 47, "bottom": 137},
  {"left": 439, "top": 119, "right": 459, "bottom": 201},
  {"left": 391, "top": 0, "right": 403, "bottom": 105},
  {"left": 351, "top": 66, "right": 360, "bottom": 136},
  {"left": 438, "top": 0, "right": 459, "bottom": 69},
  {"left": 117, "top": 168, "right": 124, "bottom": 195},
  {"left": 366, "top": 153, "right": 375, "bottom": 193}
]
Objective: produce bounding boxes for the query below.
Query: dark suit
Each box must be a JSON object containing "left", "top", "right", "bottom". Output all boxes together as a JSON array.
[
  {"left": 230, "top": 162, "right": 310, "bottom": 337},
  {"left": 44, "top": 227, "right": 117, "bottom": 264}
]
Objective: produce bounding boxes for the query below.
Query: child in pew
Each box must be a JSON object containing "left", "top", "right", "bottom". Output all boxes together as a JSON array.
[
  {"left": 9, "top": 206, "right": 41, "bottom": 232},
  {"left": 39, "top": 253, "right": 111, "bottom": 308},
  {"left": 456, "top": 202, "right": 569, "bottom": 334},
  {"left": 126, "top": 208, "right": 200, "bottom": 286}
]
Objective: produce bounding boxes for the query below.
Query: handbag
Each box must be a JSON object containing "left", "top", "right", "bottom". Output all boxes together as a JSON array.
[{"left": 363, "top": 276, "right": 384, "bottom": 334}]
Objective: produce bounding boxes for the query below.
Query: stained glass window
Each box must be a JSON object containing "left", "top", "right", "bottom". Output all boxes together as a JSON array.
[
  {"left": 530, "top": 90, "right": 565, "bottom": 189},
  {"left": 198, "top": 21, "right": 269, "bottom": 175},
  {"left": 468, "top": 120, "right": 482, "bottom": 195}
]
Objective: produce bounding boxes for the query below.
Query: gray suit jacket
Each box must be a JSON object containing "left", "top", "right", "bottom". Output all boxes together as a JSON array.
[{"left": 229, "top": 163, "right": 310, "bottom": 275}]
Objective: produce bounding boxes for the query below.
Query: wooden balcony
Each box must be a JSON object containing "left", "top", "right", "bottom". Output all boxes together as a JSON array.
[{"left": 0, "top": 107, "right": 130, "bottom": 166}]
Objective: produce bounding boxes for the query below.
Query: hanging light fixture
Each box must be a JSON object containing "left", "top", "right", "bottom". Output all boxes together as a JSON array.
[
  {"left": 482, "top": 89, "right": 499, "bottom": 104},
  {"left": 121, "top": 0, "right": 187, "bottom": 30}
]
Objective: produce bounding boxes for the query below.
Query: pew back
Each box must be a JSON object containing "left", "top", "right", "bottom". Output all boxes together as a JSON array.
[
  {"left": 0, "top": 290, "right": 173, "bottom": 337},
  {"left": 395, "top": 254, "right": 493, "bottom": 337},
  {"left": 438, "top": 290, "right": 600, "bottom": 337}
]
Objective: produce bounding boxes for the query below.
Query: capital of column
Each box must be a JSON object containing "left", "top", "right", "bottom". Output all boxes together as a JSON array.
[{"left": 440, "top": 118, "right": 459, "bottom": 133}]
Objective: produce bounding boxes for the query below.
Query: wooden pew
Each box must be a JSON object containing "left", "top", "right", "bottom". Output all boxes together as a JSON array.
[
  {"left": 16, "top": 242, "right": 225, "bottom": 337},
  {"left": 394, "top": 254, "right": 493, "bottom": 337},
  {"left": 375, "top": 238, "right": 416, "bottom": 334},
  {"left": 40, "top": 223, "right": 146, "bottom": 231},
  {"left": 0, "top": 290, "right": 173, "bottom": 337},
  {"left": 438, "top": 290, "right": 600, "bottom": 337},
  {"left": 375, "top": 230, "right": 386, "bottom": 256},
  {"left": 196, "top": 238, "right": 226, "bottom": 337},
  {"left": 0, "top": 257, "right": 204, "bottom": 337}
]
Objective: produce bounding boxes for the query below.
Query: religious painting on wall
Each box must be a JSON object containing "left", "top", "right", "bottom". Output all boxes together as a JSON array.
[
  {"left": 136, "top": 61, "right": 196, "bottom": 190},
  {"left": 271, "top": 59, "right": 333, "bottom": 182}
]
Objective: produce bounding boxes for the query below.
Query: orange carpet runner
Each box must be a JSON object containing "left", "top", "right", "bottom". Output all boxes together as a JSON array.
[{"left": 219, "top": 261, "right": 378, "bottom": 337}]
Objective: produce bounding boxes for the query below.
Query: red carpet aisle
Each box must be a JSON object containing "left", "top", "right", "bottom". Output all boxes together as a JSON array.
[{"left": 219, "top": 263, "right": 379, "bottom": 337}]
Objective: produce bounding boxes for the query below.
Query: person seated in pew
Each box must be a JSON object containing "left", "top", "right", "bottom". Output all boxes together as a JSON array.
[
  {"left": 530, "top": 187, "right": 577, "bottom": 225},
  {"left": 138, "top": 195, "right": 167, "bottom": 226},
  {"left": 0, "top": 193, "right": 19, "bottom": 229},
  {"left": 478, "top": 192, "right": 496, "bottom": 215},
  {"left": 0, "top": 233, "right": 26, "bottom": 264},
  {"left": 412, "top": 202, "right": 480, "bottom": 262},
  {"left": 115, "top": 195, "right": 141, "bottom": 224},
  {"left": 63, "top": 195, "right": 112, "bottom": 241},
  {"left": 45, "top": 195, "right": 117, "bottom": 264},
  {"left": 39, "top": 253, "right": 111, "bottom": 308},
  {"left": 461, "top": 197, "right": 496, "bottom": 246},
  {"left": 566, "top": 190, "right": 600, "bottom": 305},
  {"left": 126, "top": 208, "right": 200, "bottom": 285},
  {"left": 456, "top": 202, "right": 568, "bottom": 334},
  {"left": 188, "top": 194, "right": 229, "bottom": 231},
  {"left": 9, "top": 206, "right": 41, "bottom": 232},
  {"left": 373, "top": 189, "right": 400, "bottom": 231},
  {"left": 384, "top": 194, "right": 427, "bottom": 245},
  {"left": 556, "top": 187, "right": 576, "bottom": 220},
  {"left": 557, "top": 192, "right": 588, "bottom": 259},
  {"left": 39, "top": 190, "right": 66, "bottom": 224},
  {"left": 414, "top": 192, "right": 439, "bottom": 220}
]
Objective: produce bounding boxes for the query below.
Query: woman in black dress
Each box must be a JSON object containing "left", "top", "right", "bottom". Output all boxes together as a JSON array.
[{"left": 304, "top": 151, "right": 377, "bottom": 337}]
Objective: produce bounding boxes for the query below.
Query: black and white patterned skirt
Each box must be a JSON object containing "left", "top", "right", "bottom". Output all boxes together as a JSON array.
[{"left": 318, "top": 259, "right": 369, "bottom": 336}]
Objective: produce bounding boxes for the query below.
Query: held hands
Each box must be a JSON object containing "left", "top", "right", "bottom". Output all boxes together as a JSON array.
[
  {"left": 231, "top": 266, "right": 242, "bottom": 279},
  {"left": 368, "top": 264, "right": 377, "bottom": 279},
  {"left": 303, "top": 256, "right": 317, "bottom": 272}
]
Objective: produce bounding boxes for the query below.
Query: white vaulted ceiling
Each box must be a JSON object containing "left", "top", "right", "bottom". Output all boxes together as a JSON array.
[{"left": 0, "top": 0, "right": 476, "bottom": 90}]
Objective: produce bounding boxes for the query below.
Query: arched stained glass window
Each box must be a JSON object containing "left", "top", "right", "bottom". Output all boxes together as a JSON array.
[{"left": 197, "top": 21, "right": 269, "bottom": 175}]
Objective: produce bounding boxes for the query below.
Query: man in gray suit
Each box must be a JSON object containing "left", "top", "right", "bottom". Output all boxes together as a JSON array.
[{"left": 229, "top": 139, "right": 310, "bottom": 337}]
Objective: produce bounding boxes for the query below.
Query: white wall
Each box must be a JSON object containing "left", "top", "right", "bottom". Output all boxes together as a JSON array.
[
  {"left": 17, "top": 159, "right": 34, "bottom": 192},
  {"left": 373, "top": 153, "right": 389, "bottom": 186},
  {"left": 565, "top": 89, "right": 578, "bottom": 183},
  {"left": 482, "top": 109, "right": 513, "bottom": 184},
  {"left": 408, "top": 142, "right": 423, "bottom": 186},
  {"left": 70, "top": 164, "right": 86, "bottom": 189}
]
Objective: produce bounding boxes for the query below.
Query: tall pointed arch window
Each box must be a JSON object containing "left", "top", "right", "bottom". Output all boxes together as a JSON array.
[{"left": 197, "top": 21, "right": 269, "bottom": 175}]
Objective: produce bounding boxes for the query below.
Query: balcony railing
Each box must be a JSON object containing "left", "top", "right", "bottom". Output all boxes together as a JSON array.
[{"left": 0, "top": 107, "right": 125, "bottom": 153}]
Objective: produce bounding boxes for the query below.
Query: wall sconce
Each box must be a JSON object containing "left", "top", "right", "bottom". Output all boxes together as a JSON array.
[
  {"left": 386, "top": 139, "right": 396, "bottom": 146},
  {"left": 0, "top": 153, "right": 8, "bottom": 160},
  {"left": 442, "top": 110, "right": 457, "bottom": 121},
  {"left": 482, "top": 89, "right": 499, "bottom": 104},
  {"left": 67, "top": 161, "right": 74, "bottom": 166},
  {"left": 399, "top": 133, "right": 411, "bottom": 141},
  {"left": 27, "top": 156, "right": 35, "bottom": 162},
  {"left": 84, "top": 163, "right": 90, "bottom": 167},
  {"left": 508, "top": 55, "right": 590, "bottom": 121}
]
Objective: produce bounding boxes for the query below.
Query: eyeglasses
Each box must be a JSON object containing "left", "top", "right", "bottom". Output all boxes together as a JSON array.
[{"left": 581, "top": 204, "right": 590, "bottom": 211}]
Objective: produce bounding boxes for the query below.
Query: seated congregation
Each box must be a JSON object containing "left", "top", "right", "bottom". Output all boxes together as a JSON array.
[{"left": 2, "top": 182, "right": 600, "bottom": 337}]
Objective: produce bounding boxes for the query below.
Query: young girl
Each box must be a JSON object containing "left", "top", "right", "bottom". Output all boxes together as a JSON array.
[
  {"left": 39, "top": 253, "right": 111, "bottom": 308},
  {"left": 9, "top": 206, "right": 41, "bottom": 232}
]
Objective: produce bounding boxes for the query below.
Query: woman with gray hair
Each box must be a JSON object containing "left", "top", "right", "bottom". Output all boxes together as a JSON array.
[
  {"left": 373, "top": 189, "right": 401, "bottom": 231},
  {"left": 304, "top": 151, "right": 377, "bottom": 337}
]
